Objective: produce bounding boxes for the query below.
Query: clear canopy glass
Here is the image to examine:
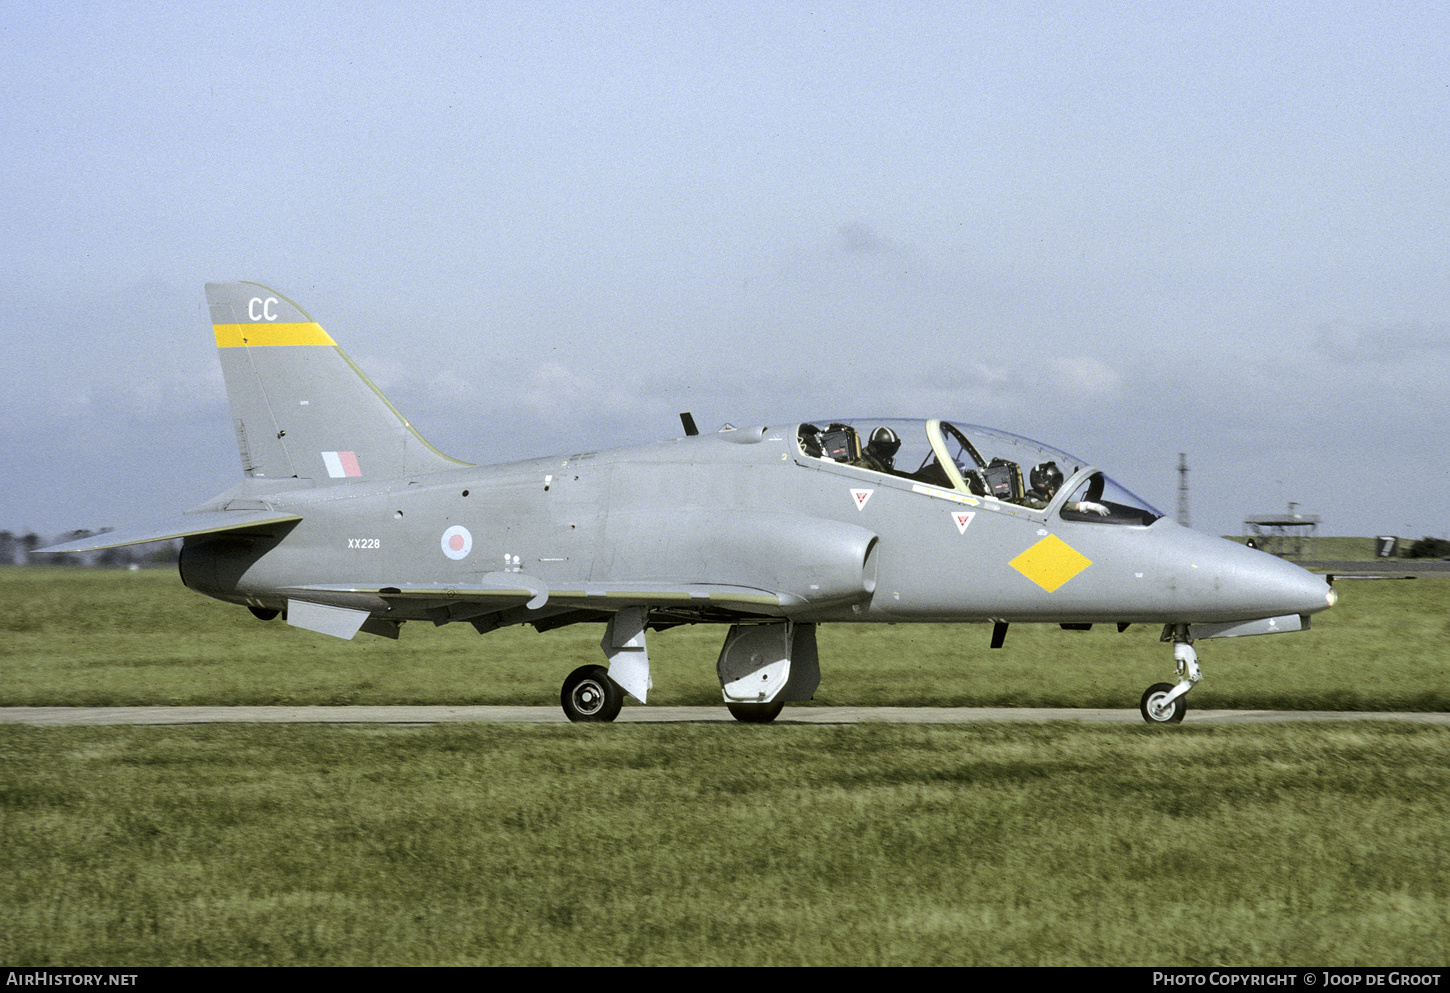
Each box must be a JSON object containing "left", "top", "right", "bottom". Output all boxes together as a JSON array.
[{"left": 795, "top": 418, "right": 1163, "bottom": 526}]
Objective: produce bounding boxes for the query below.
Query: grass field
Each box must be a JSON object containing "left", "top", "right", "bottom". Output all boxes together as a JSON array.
[
  {"left": 2, "top": 721, "right": 1448, "bottom": 966},
  {"left": 3, "top": 566, "right": 1448, "bottom": 966},
  {"left": 2, "top": 566, "right": 1448, "bottom": 711}
]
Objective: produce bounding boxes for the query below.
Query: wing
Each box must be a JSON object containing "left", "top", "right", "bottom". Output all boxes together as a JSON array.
[{"left": 283, "top": 576, "right": 793, "bottom": 639}]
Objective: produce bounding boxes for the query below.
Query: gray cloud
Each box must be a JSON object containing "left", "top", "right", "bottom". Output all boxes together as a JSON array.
[
  {"left": 837, "top": 221, "right": 894, "bottom": 255},
  {"left": 1316, "top": 321, "right": 1450, "bottom": 362}
]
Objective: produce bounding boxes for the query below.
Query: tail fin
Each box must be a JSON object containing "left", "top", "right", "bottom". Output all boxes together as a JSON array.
[{"left": 205, "top": 281, "right": 467, "bottom": 482}]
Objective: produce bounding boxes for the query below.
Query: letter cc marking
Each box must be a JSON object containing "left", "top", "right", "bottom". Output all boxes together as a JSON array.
[{"left": 248, "top": 296, "right": 279, "bottom": 321}]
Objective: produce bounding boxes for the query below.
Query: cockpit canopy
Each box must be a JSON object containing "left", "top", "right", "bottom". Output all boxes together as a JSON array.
[{"left": 796, "top": 418, "right": 1163, "bottom": 526}]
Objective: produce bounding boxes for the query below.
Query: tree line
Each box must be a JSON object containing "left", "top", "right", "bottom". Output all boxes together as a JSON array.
[{"left": 1404, "top": 536, "right": 1450, "bottom": 559}]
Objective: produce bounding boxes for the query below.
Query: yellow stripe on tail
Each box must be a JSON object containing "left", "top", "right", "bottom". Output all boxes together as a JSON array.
[{"left": 213, "top": 322, "right": 336, "bottom": 348}]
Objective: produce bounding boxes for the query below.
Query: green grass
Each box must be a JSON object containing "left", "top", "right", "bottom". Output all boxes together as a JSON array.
[
  {"left": 4, "top": 568, "right": 1449, "bottom": 966},
  {"left": 2, "top": 567, "right": 1447, "bottom": 710},
  {"left": 2, "top": 721, "right": 1447, "bottom": 966}
]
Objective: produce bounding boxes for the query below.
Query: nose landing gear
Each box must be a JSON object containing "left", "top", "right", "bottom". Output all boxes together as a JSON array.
[
  {"left": 1140, "top": 626, "right": 1201, "bottom": 725},
  {"left": 1140, "top": 682, "right": 1186, "bottom": 724}
]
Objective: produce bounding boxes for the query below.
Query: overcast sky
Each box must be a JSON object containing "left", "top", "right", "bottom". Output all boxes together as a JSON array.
[{"left": 3, "top": 1, "right": 1448, "bottom": 541}]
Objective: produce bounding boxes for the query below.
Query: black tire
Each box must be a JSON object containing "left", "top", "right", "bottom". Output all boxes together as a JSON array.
[
  {"left": 248, "top": 605, "right": 279, "bottom": 621},
  {"left": 561, "top": 665, "right": 623, "bottom": 723},
  {"left": 1140, "top": 682, "right": 1186, "bottom": 725},
  {"left": 726, "top": 700, "right": 785, "bottom": 724}
]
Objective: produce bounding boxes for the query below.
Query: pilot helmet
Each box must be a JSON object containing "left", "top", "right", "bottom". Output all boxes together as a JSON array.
[
  {"left": 1029, "top": 461, "right": 1063, "bottom": 496},
  {"left": 868, "top": 426, "right": 901, "bottom": 457}
]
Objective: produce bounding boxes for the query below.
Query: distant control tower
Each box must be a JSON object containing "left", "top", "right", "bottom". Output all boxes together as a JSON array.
[{"left": 1244, "top": 503, "right": 1321, "bottom": 557}]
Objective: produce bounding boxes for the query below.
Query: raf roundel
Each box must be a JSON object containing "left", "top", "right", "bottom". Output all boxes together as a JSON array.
[{"left": 440, "top": 525, "right": 472, "bottom": 560}]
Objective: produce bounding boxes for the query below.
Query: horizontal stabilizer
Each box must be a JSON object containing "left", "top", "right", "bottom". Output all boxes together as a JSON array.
[{"left": 35, "top": 511, "right": 303, "bottom": 554}]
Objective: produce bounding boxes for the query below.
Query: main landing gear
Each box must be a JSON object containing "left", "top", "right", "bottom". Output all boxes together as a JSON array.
[
  {"left": 1140, "top": 625, "right": 1201, "bottom": 725},
  {"left": 717, "top": 622, "right": 818, "bottom": 724},
  {"left": 560, "top": 664, "right": 624, "bottom": 723},
  {"left": 559, "top": 609, "right": 646, "bottom": 723},
  {"left": 555, "top": 618, "right": 819, "bottom": 724},
  {"left": 725, "top": 701, "right": 785, "bottom": 724}
]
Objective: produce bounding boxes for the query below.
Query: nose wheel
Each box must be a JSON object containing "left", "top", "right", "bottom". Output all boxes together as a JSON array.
[
  {"left": 1140, "top": 626, "right": 1201, "bottom": 725},
  {"left": 1140, "top": 682, "right": 1186, "bottom": 724}
]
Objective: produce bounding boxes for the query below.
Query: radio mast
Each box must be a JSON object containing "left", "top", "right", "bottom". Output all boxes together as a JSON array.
[{"left": 1177, "top": 453, "right": 1191, "bottom": 528}]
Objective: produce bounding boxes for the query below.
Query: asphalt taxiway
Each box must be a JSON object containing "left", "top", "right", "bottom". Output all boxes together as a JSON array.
[{"left": 2, "top": 706, "right": 1447, "bottom": 726}]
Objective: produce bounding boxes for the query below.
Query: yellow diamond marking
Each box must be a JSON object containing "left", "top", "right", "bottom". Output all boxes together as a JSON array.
[{"left": 1010, "top": 534, "right": 1092, "bottom": 593}]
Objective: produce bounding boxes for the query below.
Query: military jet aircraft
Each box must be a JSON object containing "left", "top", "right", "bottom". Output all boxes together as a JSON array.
[{"left": 42, "top": 281, "right": 1337, "bottom": 724}]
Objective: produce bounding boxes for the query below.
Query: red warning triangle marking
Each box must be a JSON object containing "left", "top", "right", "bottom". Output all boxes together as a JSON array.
[
  {"left": 953, "top": 511, "right": 975, "bottom": 534},
  {"left": 850, "top": 488, "right": 874, "bottom": 511}
]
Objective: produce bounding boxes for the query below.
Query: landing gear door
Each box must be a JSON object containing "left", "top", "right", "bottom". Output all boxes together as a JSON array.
[{"left": 717, "top": 622, "right": 819, "bottom": 704}]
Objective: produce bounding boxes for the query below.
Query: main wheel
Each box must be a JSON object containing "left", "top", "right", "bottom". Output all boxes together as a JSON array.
[
  {"left": 1140, "top": 682, "right": 1186, "bottom": 725},
  {"left": 726, "top": 700, "right": 785, "bottom": 724},
  {"left": 561, "top": 665, "right": 623, "bottom": 723}
]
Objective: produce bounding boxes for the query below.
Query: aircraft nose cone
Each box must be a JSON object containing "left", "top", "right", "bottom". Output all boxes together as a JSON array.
[
  {"left": 1163, "top": 528, "right": 1336, "bottom": 622},
  {"left": 1280, "top": 560, "right": 1337, "bottom": 615},
  {"left": 1230, "top": 542, "right": 1336, "bottom": 618}
]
